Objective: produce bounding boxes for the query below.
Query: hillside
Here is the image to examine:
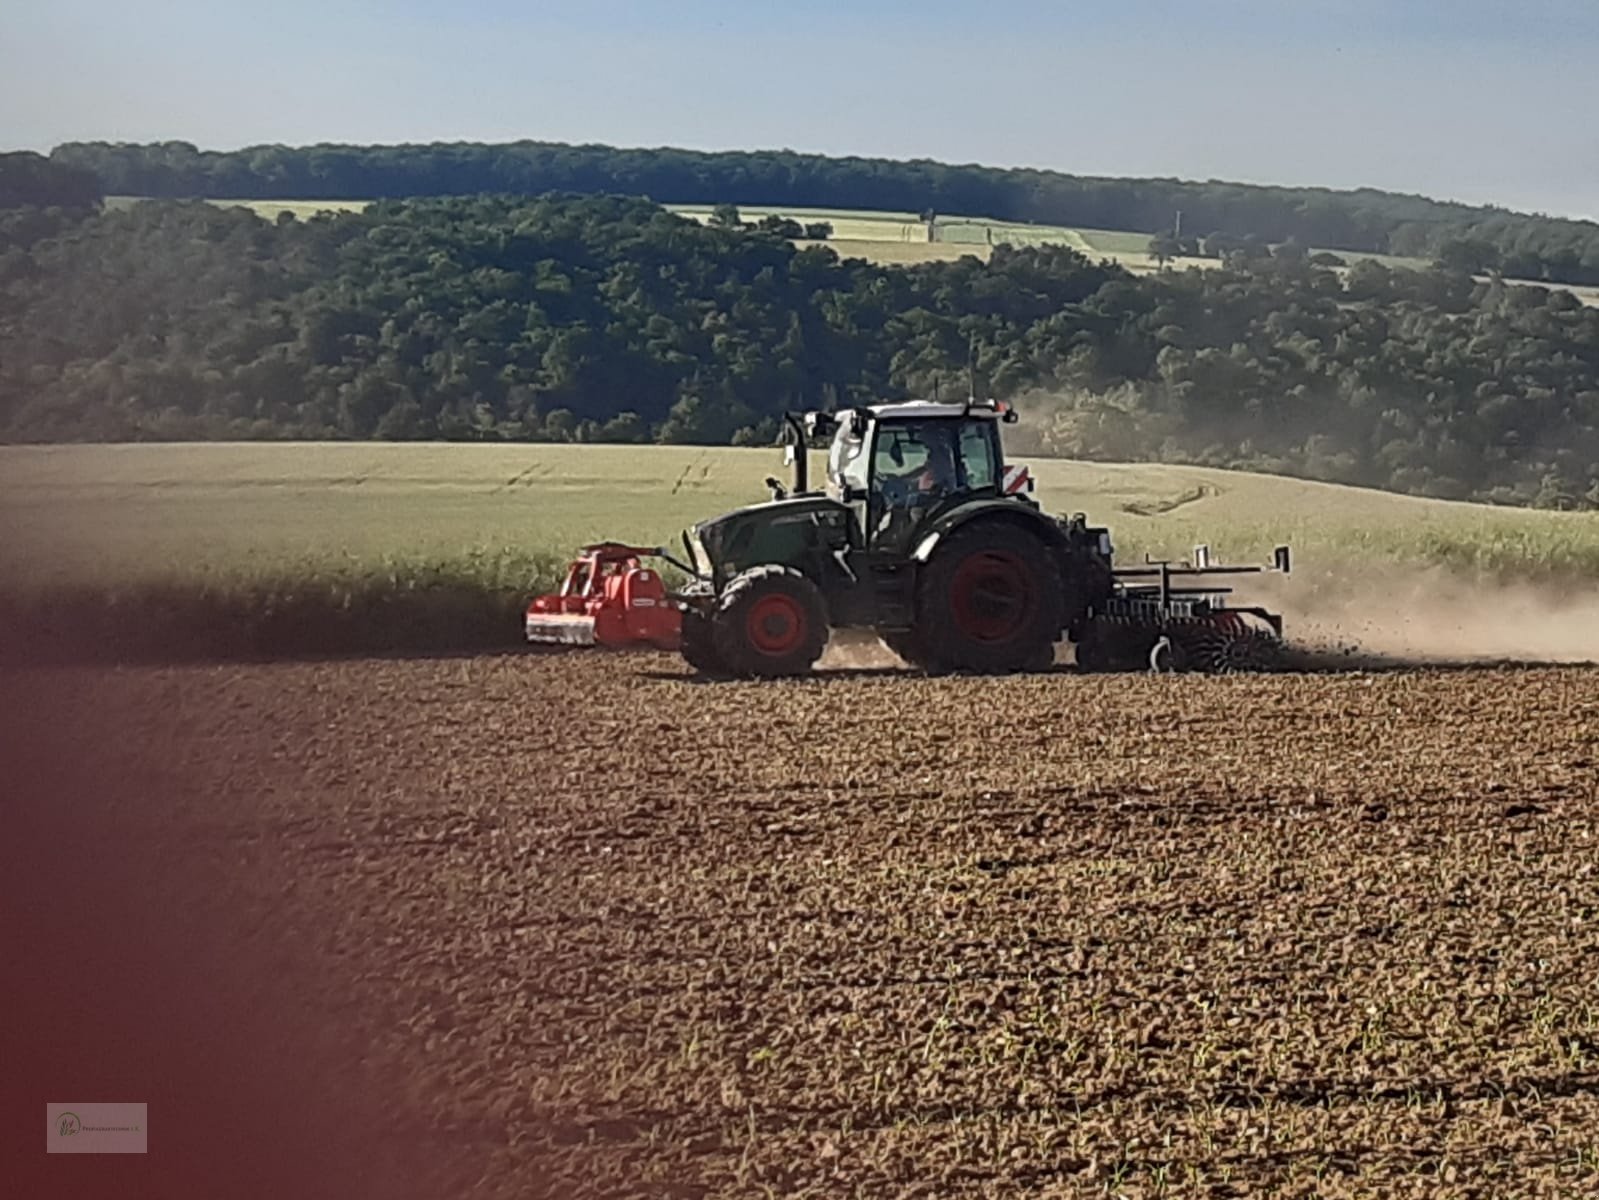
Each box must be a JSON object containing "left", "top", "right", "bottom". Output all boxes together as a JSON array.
[
  {"left": 5, "top": 193, "right": 1599, "bottom": 510},
  {"left": 183, "top": 196, "right": 1598, "bottom": 306},
  {"left": 51, "top": 138, "right": 1599, "bottom": 286}
]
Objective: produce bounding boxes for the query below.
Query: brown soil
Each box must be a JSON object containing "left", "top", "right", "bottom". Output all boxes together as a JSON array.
[{"left": 5, "top": 654, "right": 1599, "bottom": 1197}]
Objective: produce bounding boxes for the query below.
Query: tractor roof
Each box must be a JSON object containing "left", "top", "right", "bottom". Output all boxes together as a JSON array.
[{"left": 865, "top": 399, "right": 1007, "bottom": 420}]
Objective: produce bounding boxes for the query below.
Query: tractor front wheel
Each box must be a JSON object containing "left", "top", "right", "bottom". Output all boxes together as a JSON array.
[
  {"left": 679, "top": 607, "right": 729, "bottom": 676},
  {"left": 914, "top": 523, "right": 1062, "bottom": 673},
  {"left": 712, "top": 565, "right": 829, "bottom": 678}
]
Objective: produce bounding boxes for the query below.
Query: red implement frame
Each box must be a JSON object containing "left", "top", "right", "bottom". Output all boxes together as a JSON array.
[{"left": 524, "top": 543, "right": 681, "bottom": 649}]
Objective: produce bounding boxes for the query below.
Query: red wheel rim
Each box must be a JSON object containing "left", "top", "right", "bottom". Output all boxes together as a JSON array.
[
  {"left": 950, "top": 550, "right": 1036, "bottom": 643},
  {"left": 746, "top": 592, "right": 807, "bottom": 655}
]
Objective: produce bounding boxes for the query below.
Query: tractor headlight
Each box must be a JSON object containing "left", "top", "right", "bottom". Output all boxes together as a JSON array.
[{"left": 1098, "top": 532, "right": 1113, "bottom": 557}]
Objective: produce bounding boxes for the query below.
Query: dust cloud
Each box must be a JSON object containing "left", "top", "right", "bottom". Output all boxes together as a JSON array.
[
  {"left": 819, "top": 629, "right": 906, "bottom": 671},
  {"left": 1262, "top": 565, "right": 1599, "bottom": 667},
  {"left": 815, "top": 566, "right": 1599, "bottom": 674}
]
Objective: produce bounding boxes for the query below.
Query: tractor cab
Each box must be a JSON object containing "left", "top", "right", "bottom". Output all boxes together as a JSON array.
[
  {"left": 819, "top": 400, "right": 1027, "bottom": 554},
  {"left": 683, "top": 400, "right": 1029, "bottom": 597}
]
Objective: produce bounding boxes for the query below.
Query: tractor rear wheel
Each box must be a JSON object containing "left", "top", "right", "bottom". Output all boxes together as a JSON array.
[
  {"left": 913, "top": 522, "right": 1062, "bottom": 673},
  {"left": 712, "top": 565, "right": 829, "bottom": 677}
]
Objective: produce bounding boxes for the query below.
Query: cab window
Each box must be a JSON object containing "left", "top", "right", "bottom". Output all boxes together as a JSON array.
[
  {"left": 873, "top": 421, "right": 959, "bottom": 502},
  {"left": 960, "top": 422, "right": 998, "bottom": 489}
]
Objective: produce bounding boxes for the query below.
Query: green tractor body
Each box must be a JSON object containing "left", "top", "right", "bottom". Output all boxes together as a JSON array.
[{"left": 673, "top": 400, "right": 1286, "bottom": 677}]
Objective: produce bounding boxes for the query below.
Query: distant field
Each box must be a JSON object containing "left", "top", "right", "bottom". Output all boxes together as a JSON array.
[
  {"left": 6, "top": 442, "right": 1598, "bottom": 594},
  {"left": 667, "top": 204, "right": 1221, "bottom": 272},
  {"left": 211, "top": 198, "right": 370, "bottom": 220},
  {"left": 104, "top": 196, "right": 370, "bottom": 220},
  {"left": 793, "top": 239, "right": 992, "bottom": 264}
]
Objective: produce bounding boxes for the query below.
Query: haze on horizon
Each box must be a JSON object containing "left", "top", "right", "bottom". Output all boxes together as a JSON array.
[{"left": 4, "top": 0, "right": 1596, "bottom": 221}]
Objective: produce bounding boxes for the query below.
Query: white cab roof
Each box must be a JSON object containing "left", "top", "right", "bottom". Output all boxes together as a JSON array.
[{"left": 865, "top": 400, "right": 1003, "bottom": 420}]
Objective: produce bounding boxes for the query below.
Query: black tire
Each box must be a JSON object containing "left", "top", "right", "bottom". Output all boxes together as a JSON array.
[
  {"left": 913, "top": 522, "right": 1063, "bottom": 673},
  {"left": 679, "top": 608, "right": 729, "bottom": 676},
  {"left": 711, "top": 565, "right": 829, "bottom": 678}
]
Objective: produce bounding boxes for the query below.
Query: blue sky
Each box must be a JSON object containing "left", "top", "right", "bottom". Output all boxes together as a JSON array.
[{"left": 3, "top": 1, "right": 1596, "bottom": 218}]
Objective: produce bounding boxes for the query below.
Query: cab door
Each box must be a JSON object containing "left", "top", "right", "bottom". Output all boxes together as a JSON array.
[
  {"left": 866, "top": 420, "right": 964, "bottom": 555},
  {"left": 957, "top": 419, "right": 1002, "bottom": 494}
]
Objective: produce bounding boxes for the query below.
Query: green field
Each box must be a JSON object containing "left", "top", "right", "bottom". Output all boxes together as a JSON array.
[
  {"left": 666, "top": 205, "right": 1427, "bottom": 274},
  {"left": 668, "top": 204, "right": 1172, "bottom": 268},
  {"left": 7, "top": 441, "right": 1599, "bottom": 590},
  {"left": 5, "top": 441, "right": 1597, "bottom": 661}
]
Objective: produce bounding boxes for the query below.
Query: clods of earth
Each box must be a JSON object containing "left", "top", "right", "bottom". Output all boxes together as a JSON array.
[{"left": 5, "top": 654, "right": 1599, "bottom": 1198}]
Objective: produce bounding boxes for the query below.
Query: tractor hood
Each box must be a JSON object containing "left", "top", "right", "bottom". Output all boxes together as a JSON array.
[{"left": 692, "top": 495, "right": 854, "bottom": 583}]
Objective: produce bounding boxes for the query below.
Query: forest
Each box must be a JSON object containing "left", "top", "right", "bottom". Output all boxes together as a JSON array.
[
  {"left": 0, "top": 151, "right": 101, "bottom": 210},
  {"left": 50, "top": 138, "right": 1599, "bottom": 286},
  {"left": 4, "top": 183, "right": 1599, "bottom": 509}
]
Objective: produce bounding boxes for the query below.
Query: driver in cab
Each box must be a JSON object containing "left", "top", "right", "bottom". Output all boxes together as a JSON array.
[
  {"left": 873, "top": 427, "right": 960, "bottom": 545},
  {"left": 879, "top": 429, "right": 958, "bottom": 509},
  {"left": 916, "top": 438, "right": 958, "bottom": 499}
]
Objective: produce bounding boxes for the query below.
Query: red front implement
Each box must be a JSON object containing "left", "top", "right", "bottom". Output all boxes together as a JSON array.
[{"left": 524, "top": 543, "right": 681, "bottom": 649}]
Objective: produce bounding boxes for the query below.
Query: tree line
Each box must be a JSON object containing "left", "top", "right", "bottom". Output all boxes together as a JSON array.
[
  {"left": 4, "top": 194, "right": 1599, "bottom": 509},
  {"left": 48, "top": 138, "right": 1599, "bottom": 286},
  {"left": 0, "top": 151, "right": 102, "bottom": 210}
]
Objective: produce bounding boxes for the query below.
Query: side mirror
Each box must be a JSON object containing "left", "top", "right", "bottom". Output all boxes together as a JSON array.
[
  {"left": 888, "top": 442, "right": 903, "bottom": 467},
  {"left": 804, "top": 411, "right": 838, "bottom": 439},
  {"left": 1273, "top": 545, "right": 1292, "bottom": 574}
]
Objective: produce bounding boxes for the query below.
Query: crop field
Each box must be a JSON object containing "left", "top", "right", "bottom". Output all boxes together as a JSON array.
[
  {"left": 8, "top": 442, "right": 1599, "bottom": 593},
  {"left": 212, "top": 197, "right": 372, "bottom": 220},
  {"left": 5, "top": 441, "right": 1599, "bottom": 665},
  {"left": 796, "top": 238, "right": 996, "bottom": 265},
  {"left": 10, "top": 650, "right": 1599, "bottom": 1197},
  {"left": 668, "top": 204, "right": 1204, "bottom": 271}
]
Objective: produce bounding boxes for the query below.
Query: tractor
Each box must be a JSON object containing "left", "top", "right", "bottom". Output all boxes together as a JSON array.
[{"left": 644, "top": 399, "right": 1290, "bottom": 677}]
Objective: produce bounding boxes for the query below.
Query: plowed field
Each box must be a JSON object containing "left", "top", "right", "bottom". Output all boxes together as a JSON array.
[{"left": 6, "top": 655, "right": 1599, "bottom": 1197}]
